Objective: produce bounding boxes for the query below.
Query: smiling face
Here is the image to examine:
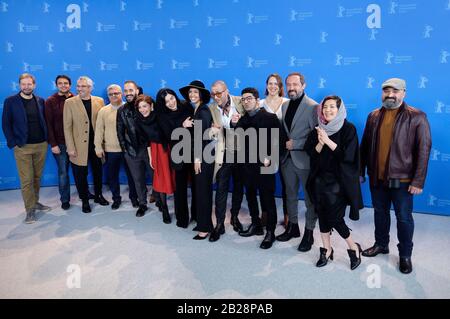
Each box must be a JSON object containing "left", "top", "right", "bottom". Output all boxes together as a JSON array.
[
  {"left": 211, "top": 83, "right": 228, "bottom": 106},
  {"left": 164, "top": 93, "right": 178, "bottom": 111},
  {"left": 285, "top": 75, "right": 305, "bottom": 99},
  {"left": 137, "top": 100, "right": 152, "bottom": 117},
  {"left": 382, "top": 87, "right": 406, "bottom": 109},
  {"left": 19, "top": 77, "right": 35, "bottom": 96},
  {"left": 76, "top": 79, "right": 92, "bottom": 99},
  {"left": 107, "top": 87, "right": 122, "bottom": 106},
  {"left": 56, "top": 77, "right": 71, "bottom": 95},
  {"left": 188, "top": 88, "right": 201, "bottom": 105},
  {"left": 322, "top": 99, "right": 339, "bottom": 122},
  {"left": 124, "top": 82, "right": 138, "bottom": 103},
  {"left": 266, "top": 76, "right": 280, "bottom": 97}
]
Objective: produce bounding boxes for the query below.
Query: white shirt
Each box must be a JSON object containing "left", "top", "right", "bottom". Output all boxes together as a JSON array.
[
  {"left": 261, "top": 97, "right": 289, "bottom": 121},
  {"left": 216, "top": 95, "right": 238, "bottom": 129}
]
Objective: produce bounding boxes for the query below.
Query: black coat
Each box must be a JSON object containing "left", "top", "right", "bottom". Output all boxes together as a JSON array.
[{"left": 305, "top": 120, "right": 363, "bottom": 221}]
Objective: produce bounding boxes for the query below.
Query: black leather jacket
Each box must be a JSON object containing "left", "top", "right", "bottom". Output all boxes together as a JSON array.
[{"left": 117, "top": 102, "right": 146, "bottom": 157}]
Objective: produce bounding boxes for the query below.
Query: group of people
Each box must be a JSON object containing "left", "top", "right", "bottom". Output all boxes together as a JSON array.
[{"left": 2, "top": 72, "right": 431, "bottom": 274}]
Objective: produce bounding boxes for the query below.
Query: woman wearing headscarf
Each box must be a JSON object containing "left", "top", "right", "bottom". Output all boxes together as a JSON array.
[
  {"left": 155, "top": 88, "right": 195, "bottom": 228},
  {"left": 135, "top": 94, "right": 174, "bottom": 224},
  {"left": 305, "top": 95, "right": 363, "bottom": 270},
  {"left": 179, "top": 80, "right": 214, "bottom": 240}
]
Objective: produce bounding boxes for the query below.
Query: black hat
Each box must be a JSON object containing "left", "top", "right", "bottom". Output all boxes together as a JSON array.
[{"left": 179, "top": 80, "right": 211, "bottom": 104}]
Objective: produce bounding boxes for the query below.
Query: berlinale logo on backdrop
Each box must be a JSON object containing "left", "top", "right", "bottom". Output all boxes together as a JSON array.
[
  {"left": 11, "top": 81, "right": 19, "bottom": 91},
  {"left": 171, "top": 59, "right": 190, "bottom": 70},
  {"left": 156, "top": 0, "right": 163, "bottom": 9},
  {"left": 99, "top": 61, "right": 119, "bottom": 71},
  {"left": 441, "top": 50, "right": 449, "bottom": 63},
  {"left": 384, "top": 52, "right": 413, "bottom": 64},
  {"left": 62, "top": 61, "right": 82, "bottom": 71},
  {"left": 170, "top": 18, "right": 189, "bottom": 29},
  {"left": 320, "top": 31, "right": 328, "bottom": 43},
  {"left": 43, "top": 2, "right": 50, "bottom": 13},
  {"left": 122, "top": 41, "right": 128, "bottom": 51},
  {"left": 418, "top": 76, "right": 428, "bottom": 89},
  {"left": 194, "top": 38, "right": 201, "bottom": 49},
  {"left": 290, "top": 9, "right": 313, "bottom": 22},
  {"left": 193, "top": 0, "right": 199, "bottom": 6},
  {"left": 367, "top": 77, "right": 375, "bottom": 88},
  {"left": 85, "top": 42, "right": 93, "bottom": 52},
  {"left": 234, "top": 78, "right": 241, "bottom": 89},
  {"left": 335, "top": 54, "right": 360, "bottom": 66},
  {"left": 1, "top": 1, "right": 8, "bottom": 12},
  {"left": 318, "top": 77, "right": 326, "bottom": 89},
  {"left": 388, "top": 1, "right": 417, "bottom": 14},
  {"left": 160, "top": 79, "right": 167, "bottom": 88},
  {"left": 208, "top": 58, "right": 228, "bottom": 69},
  {"left": 120, "top": 1, "right": 126, "bottom": 11},
  {"left": 18, "top": 22, "right": 39, "bottom": 33},
  {"left": 274, "top": 34, "right": 282, "bottom": 45},
  {"left": 233, "top": 36, "right": 240, "bottom": 47},
  {"left": 423, "top": 25, "right": 433, "bottom": 38},
  {"left": 133, "top": 20, "right": 152, "bottom": 31},
  {"left": 136, "top": 60, "right": 154, "bottom": 71},
  {"left": 6, "top": 42, "right": 13, "bottom": 53},
  {"left": 289, "top": 56, "right": 312, "bottom": 67},
  {"left": 158, "top": 39, "right": 165, "bottom": 50},
  {"left": 435, "top": 101, "right": 450, "bottom": 114},
  {"left": 47, "top": 42, "right": 54, "bottom": 53},
  {"left": 337, "top": 5, "right": 363, "bottom": 18},
  {"left": 207, "top": 16, "right": 227, "bottom": 27},
  {"left": 247, "top": 56, "right": 268, "bottom": 68},
  {"left": 246, "top": 13, "right": 269, "bottom": 24},
  {"left": 23, "top": 62, "right": 43, "bottom": 72},
  {"left": 97, "top": 22, "right": 116, "bottom": 32}
]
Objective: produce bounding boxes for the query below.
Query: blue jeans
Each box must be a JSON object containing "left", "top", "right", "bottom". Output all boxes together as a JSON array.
[
  {"left": 370, "top": 182, "right": 414, "bottom": 258},
  {"left": 52, "top": 144, "right": 70, "bottom": 204},
  {"left": 106, "top": 152, "right": 137, "bottom": 202}
]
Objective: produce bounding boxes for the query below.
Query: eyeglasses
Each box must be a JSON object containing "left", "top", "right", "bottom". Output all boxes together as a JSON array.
[
  {"left": 241, "top": 96, "right": 255, "bottom": 103},
  {"left": 108, "top": 92, "right": 121, "bottom": 97},
  {"left": 211, "top": 90, "right": 226, "bottom": 98}
]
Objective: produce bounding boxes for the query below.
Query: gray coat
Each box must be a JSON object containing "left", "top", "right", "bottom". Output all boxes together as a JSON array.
[{"left": 281, "top": 94, "right": 319, "bottom": 170}]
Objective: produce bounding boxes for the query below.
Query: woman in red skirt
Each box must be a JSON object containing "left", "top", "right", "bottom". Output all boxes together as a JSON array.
[{"left": 135, "top": 94, "right": 175, "bottom": 224}]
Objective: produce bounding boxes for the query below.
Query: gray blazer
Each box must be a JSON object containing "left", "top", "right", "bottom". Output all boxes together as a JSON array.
[{"left": 281, "top": 94, "right": 319, "bottom": 170}]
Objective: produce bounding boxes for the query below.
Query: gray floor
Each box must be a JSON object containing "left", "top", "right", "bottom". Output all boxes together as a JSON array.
[{"left": 0, "top": 186, "right": 449, "bottom": 299}]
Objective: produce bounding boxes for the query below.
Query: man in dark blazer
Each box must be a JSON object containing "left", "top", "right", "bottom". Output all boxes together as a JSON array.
[
  {"left": 277, "top": 72, "right": 319, "bottom": 252},
  {"left": 2, "top": 73, "right": 51, "bottom": 224}
]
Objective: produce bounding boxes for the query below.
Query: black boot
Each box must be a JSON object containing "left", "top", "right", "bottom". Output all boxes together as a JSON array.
[
  {"left": 298, "top": 228, "right": 314, "bottom": 252},
  {"left": 209, "top": 222, "right": 225, "bottom": 242},
  {"left": 94, "top": 194, "right": 109, "bottom": 206},
  {"left": 347, "top": 243, "right": 362, "bottom": 270},
  {"left": 362, "top": 244, "right": 389, "bottom": 257},
  {"left": 260, "top": 231, "right": 275, "bottom": 249},
  {"left": 111, "top": 200, "right": 121, "bottom": 210},
  {"left": 136, "top": 205, "right": 147, "bottom": 217},
  {"left": 82, "top": 200, "right": 91, "bottom": 213},
  {"left": 230, "top": 215, "right": 243, "bottom": 232},
  {"left": 275, "top": 222, "right": 300, "bottom": 242},
  {"left": 162, "top": 204, "right": 171, "bottom": 224},
  {"left": 399, "top": 257, "right": 413, "bottom": 274},
  {"left": 316, "top": 247, "right": 334, "bottom": 267},
  {"left": 239, "top": 220, "right": 264, "bottom": 237}
]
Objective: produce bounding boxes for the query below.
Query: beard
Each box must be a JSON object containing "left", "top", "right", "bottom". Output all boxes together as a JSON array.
[
  {"left": 20, "top": 89, "right": 33, "bottom": 96},
  {"left": 126, "top": 94, "right": 136, "bottom": 103},
  {"left": 383, "top": 97, "right": 401, "bottom": 109},
  {"left": 288, "top": 90, "right": 301, "bottom": 100}
]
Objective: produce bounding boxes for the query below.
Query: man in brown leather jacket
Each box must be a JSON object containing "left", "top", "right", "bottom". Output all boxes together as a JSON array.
[{"left": 360, "top": 78, "right": 431, "bottom": 274}]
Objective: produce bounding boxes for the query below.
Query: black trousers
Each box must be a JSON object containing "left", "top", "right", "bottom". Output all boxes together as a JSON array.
[
  {"left": 174, "top": 163, "right": 196, "bottom": 226},
  {"left": 313, "top": 174, "right": 350, "bottom": 239},
  {"left": 194, "top": 162, "right": 214, "bottom": 233},
  {"left": 124, "top": 148, "right": 151, "bottom": 206},
  {"left": 243, "top": 164, "right": 278, "bottom": 231},
  {"left": 71, "top": 146, "right": 103, "bottom": 201},
  {"left": 214, "top": 161, "right": 245, "bottom": 224}
]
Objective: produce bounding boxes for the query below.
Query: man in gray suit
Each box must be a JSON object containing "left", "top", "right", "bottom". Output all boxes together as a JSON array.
[{"left": 276, "top": 72, "right": 319, "bottom": 252}]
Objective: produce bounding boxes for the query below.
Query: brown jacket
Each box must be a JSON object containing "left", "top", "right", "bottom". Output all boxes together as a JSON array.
[
  {"left": 63, "top": 95, "right": 104, "bottom": 166},
  {"left": 360, "top": 102, "right": 431, "bottom": 189}
]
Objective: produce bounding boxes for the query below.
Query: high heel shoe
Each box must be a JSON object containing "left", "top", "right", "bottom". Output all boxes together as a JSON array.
[
  {"left": 347, "top": 243, "right": 362, "bottom": 270},
  {"left": 316, "top": 247, "right": 334, "bottom": 267},
  {"left": 193, "top": 233, "right": 208, "bottom": 240}
]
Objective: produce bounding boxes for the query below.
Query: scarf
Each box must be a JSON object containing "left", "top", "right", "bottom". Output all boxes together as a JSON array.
[{"left": 317, "top": 99, "right": 347, "bottom": 136}]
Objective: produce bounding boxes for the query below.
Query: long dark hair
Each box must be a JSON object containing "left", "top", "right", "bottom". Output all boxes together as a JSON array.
[{"left": 155, "top": 88, "right": 182, "bottom": 114}]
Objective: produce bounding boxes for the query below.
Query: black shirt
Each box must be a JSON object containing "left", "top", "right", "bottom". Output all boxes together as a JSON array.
[
  {"left": 22, "top": 96, "right": 45, "bottom": 144},
  {"left": 284, "top": 93, "right": 305, "bottom": 132},
  {"left": 81, "top": 98, "right": 95, "bottom": 145}
]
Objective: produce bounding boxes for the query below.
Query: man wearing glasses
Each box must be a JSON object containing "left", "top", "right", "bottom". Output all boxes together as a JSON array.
[
  {"left": 94, "top": 84, "right": 138, "bottom": 210},
  {"left": 208, "top": 80, "right": 246, "bottom": 242},
  {"left": 63, "top": 76, "right": 109, "bottom": 213}
]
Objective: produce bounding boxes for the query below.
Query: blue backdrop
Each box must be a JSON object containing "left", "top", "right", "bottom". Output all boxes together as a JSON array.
[{"left": 1, "top": 0, "right": 449, "bottom": 215}]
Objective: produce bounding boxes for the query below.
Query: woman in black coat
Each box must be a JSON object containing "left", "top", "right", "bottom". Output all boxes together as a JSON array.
[
  {"left": 179, "top": 80, "right": 214, "bottom": 240},
  {"left": 304, "top": 95, "right": 363, "bottom": 270},
  {"left": 155, "top": 88, "right": 194, "bottom": 228}
]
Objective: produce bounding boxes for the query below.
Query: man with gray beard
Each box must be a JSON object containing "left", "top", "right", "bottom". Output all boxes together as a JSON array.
[{"left": 360, "top": 78, "right": 431, "bottom": 274}]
